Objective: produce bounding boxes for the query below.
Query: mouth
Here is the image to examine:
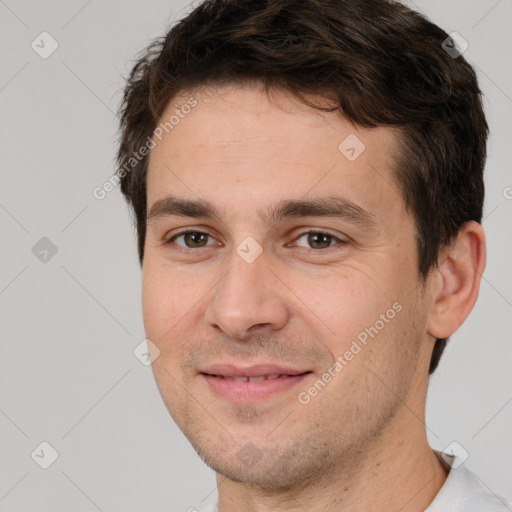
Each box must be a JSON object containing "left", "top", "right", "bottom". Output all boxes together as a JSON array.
[
  {"left": 202, "top": 373, "right": 311, "bottom": 381},
  {"left": 199, "top": 364, "right": 313, "bottom": 402}
]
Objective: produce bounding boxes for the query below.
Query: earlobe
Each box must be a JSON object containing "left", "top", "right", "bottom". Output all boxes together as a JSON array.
[{"left": 426, "top": 221, "right": 486, "bottom": 339}]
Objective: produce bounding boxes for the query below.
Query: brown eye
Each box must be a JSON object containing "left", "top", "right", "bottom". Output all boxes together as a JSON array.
[
  {"left": 185, "top": 232, "right": 208, "bottom": 247},
  {"left": 168, "top": 231, "right": 214, "bottom": 248},
  {"left": 295, "top": 231, "right": 341, "bottom": 249},
  {"left": 308, "top": 232, "right": 333, "bottom": 249}
]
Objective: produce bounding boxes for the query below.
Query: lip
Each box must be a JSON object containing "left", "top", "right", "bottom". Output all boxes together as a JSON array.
[
  {"left": 200, "top": 364, "right": 312, "bottom": 403},
  {"left": 200, "top": 363, "right": 310, "bottom": 378}
]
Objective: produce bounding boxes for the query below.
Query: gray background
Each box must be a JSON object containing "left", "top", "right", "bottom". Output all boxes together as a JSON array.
[{"left": 0, "top": 0, "right": 510, "bottom": 510}]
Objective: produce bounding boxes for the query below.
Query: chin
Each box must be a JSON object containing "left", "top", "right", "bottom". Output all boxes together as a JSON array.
[{"left": 191, "top": 436, "right": 332, "bottom": 492}]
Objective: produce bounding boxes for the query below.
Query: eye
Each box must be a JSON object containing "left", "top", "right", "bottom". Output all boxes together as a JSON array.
[
  {"left": 293, "top": 230, "right": 346, "bottom": 250},
  {"left": 165, "top": 231, "right": 217, "bottom": 248}
]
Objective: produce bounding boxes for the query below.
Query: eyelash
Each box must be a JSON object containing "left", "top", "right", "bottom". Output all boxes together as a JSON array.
[{"left": 163, "top": 229, "right": 347, "bottom": 251}]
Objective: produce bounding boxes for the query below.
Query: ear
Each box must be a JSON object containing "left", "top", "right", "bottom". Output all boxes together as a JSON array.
[{"left": 426, "top": 220, "right": 486, "bottom": 339}]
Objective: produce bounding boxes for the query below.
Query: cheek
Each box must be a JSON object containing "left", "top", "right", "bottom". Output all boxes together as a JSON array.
[
  {"left": 142, "top": 268, "right": 200, "bottom": 396},
  {"left": 141, "top": 262, "right": 202, "bottom": 342},
  {"left": 292, "top": 270, "right": 399, "bottom": 346}
]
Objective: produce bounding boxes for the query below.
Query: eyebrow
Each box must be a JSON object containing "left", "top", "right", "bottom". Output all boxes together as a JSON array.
[{"left": 146, "top": 195, "right": 377, "bottom": 229}]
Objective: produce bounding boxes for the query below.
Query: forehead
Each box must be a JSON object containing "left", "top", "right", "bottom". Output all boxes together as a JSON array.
[{"left": 146, "top": 84, "right": 404, "bottom": 222}]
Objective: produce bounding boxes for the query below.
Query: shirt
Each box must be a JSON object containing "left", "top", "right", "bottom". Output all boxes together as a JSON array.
[
  {"left": 196, "top": 449, "right": 512, "bottom": 512},
  {"left": 425, "top": 450, "right": 512, "bottom": 511}
]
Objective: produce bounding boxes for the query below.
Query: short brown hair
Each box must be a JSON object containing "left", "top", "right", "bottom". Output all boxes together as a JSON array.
[{"left": 115, "top": 0, "right": 488, "bottom": 374}]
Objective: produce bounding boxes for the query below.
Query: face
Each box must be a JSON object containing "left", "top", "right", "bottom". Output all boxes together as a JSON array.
[{"left": 142, "top": 84, "right": 434, "bottom": 489}]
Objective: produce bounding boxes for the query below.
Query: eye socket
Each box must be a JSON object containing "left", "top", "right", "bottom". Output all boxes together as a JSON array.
[{"left": 293, "top": 230, "right": 346, "bottom": 250}]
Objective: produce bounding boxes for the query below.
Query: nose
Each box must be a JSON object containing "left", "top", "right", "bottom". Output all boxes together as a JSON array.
[{"left": 204, "top": 247, "right": 290, "bottom": 340}]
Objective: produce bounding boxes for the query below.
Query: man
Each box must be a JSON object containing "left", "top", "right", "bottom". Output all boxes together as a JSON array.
[{"left": 115, "top": 0, "right": 511, "bottom": 510}]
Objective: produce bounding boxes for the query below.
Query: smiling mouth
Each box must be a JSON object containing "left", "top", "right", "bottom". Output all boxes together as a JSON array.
[
  {"left": 200, "top": 371, "right": 314, "bottom": 402},
  {"left": 202, "top": 372, "right": 312, "bottom": 382}
]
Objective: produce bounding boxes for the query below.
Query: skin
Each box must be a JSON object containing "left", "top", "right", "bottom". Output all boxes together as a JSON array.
[{"left": 142, "top": 83, "right": 486, "bottom": 512}]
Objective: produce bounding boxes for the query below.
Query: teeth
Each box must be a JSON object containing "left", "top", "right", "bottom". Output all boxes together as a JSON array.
[{"left": 222, "top": 374, "right": 283, "bottom": 382}]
